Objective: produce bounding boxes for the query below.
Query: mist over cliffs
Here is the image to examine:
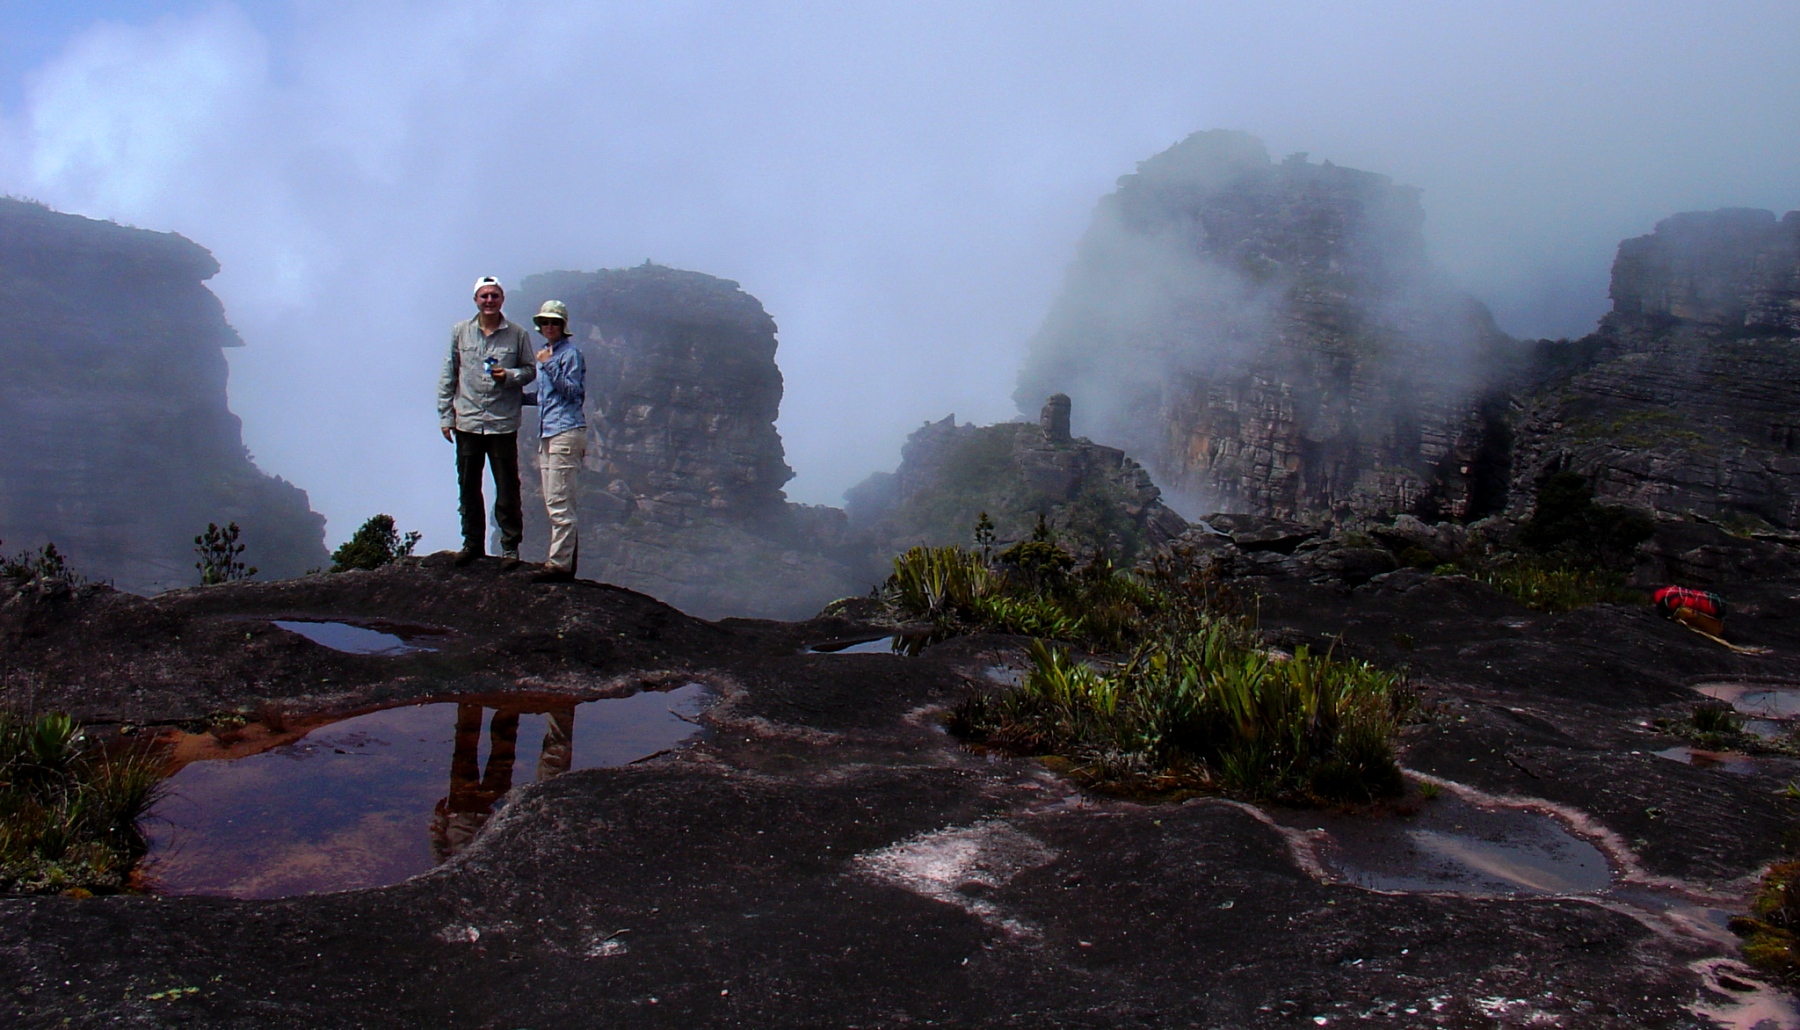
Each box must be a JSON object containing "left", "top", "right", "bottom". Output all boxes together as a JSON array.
[
  {"left": 0, "top": 199, "right": 327, "bottom": 592},
  {"left": 510, "top": 264, "right": 863, "bottom": 619},
  {"left": 1016, "top": 130, "right": 1513, "bottom": 522}
]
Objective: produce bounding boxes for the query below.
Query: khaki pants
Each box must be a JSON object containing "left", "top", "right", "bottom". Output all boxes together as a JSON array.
[{"left": 539, "top": 429, "right": 585, "bottom": 571}]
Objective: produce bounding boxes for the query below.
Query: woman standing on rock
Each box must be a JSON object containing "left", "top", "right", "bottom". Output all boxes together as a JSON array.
[{"left": 527, "top": 300, "right": 587, "bottom": 583}]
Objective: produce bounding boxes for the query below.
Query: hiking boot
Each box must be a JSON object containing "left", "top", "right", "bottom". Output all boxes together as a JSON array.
[
  {"left": 453, "top": 548, "right": 480, "bottom": 567},
  {"left": 531, "top": 566, "right": 576, "bottom": 584},
  {"left": 500, "top": 549, "right": 522, "bottom": 569}
]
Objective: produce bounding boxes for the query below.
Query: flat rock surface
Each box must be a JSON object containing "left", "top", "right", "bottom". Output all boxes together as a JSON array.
[{"left": 3, "top": 556, "right": 1798, "bottom": 1027}]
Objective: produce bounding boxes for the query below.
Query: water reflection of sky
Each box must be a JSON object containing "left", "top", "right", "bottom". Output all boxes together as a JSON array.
[{"left": 144, "top": 685, "right": 707, "bottom": 899}]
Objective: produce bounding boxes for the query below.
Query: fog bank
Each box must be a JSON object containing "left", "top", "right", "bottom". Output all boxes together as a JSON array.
[{"left": 1, "top": 1, "right": 1796, "bottom": 551}]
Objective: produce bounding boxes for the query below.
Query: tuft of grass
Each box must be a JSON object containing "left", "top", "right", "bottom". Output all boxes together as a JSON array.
[
  {"left": 956, "top": 620, "right": 1407, "bottom": 804},
  {"left": 1654, "top": 703, "right": 1800, "bottom": 756},
  {"left": 0, "top": 712, "right": 165, "bottom": 894},
  {"left": 898, "top": 518, "right": 1409, "bottom": 804},
  {"left": 1472, "top": 559, "right": 1645, "bottom": 613}
]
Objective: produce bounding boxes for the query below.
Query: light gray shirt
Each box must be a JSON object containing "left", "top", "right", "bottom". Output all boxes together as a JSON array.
[{"left": 437, "top": 316, "right": 538, "bottom": 434}]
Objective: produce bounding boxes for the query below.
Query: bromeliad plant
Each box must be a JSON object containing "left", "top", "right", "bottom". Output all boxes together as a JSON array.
[
  {"left": 884, "top": 517, "right": 1408, "bottom": 803},
  {"left": 964, "top": 623, "right": 1405, "bottom": 803},
  {"left": 0, "top": 711, "right": 165, "bottom": 894}
]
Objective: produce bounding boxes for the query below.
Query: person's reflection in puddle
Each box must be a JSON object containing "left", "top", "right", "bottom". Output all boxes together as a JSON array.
[{"left": 429, "top": 702, "right": 578, "bottom": 862}]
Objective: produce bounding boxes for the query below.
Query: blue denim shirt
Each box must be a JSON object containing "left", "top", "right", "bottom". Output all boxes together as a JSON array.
[{"left": 532, "top": 339, "right": 587, "bottom": 438}]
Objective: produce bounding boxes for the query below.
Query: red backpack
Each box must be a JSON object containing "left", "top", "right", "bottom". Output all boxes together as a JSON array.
[{"left": 1653, "top": 586, "right": 1727, "bottom": 619}]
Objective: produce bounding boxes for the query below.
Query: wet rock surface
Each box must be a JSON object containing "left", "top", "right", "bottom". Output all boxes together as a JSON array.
[{"left": 5, "top": 557, "right": 1800, "bottom": 1026}]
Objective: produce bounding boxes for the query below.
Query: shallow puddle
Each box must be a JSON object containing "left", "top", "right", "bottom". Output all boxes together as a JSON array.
[
  {"left": 1655, "top": 746, "right": 1764, "bottom": 776},
  {"left": 143, "top": 684, "right": 708, "bottom": 899},
  {"left": 808, "top": 636, "right": 908, "bottom": 655},
  {"left": 1279, "top": 792, "right": 1612, "bottom": 897},
  {"left": 273, "top": 620, "right": 439, "bottom": 656},
  {"left": 1695, "top": 682, "right": 1800, "bottom": 720}
]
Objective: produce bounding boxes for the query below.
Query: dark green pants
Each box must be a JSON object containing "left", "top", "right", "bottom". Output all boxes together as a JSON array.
[{"left": 454, "top": 430, "right": 521, "bottom": 554}]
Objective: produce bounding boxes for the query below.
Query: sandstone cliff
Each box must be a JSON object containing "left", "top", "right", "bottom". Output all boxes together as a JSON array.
[
  {"left": 1509, "top": 209, "right": 1800, "bottom": 533},
  {"left": 0, "top": 199, "right": 327, "bottom": 591},
  {"left": 845, "top": 395, "right": 1189, "bottom": 562},
  {"left": 1016, "top": 130, "right": 1516, "bottom": 524},
  {"left": 510, "top": 264, "right": 862, "bottom": 619}
]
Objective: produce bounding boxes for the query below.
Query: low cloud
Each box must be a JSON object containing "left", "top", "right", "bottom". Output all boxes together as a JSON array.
[{"left": 2, "top": 2, "right": 1796, "bottom": 551}]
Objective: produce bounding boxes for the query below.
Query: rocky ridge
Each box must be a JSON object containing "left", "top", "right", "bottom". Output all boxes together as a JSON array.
[
  {"left": 846, "top": 394, "right": 1189, "bottom": 563},
  {"left": 0, "top": 199, "right": 327, "bottom": 591},
  {"left": 1509, "top": 208, "right": 1800, "bottom": 533}
]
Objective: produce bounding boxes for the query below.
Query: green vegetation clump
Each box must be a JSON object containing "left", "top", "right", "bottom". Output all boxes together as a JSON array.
[
  {"left": 0, "top": 541, "right": 79, "bottom": 585},
  {"left": 1654, "top": 703, "right": 1800, "bottom": 756},
  {"left": 194, "top": 522, "right": 256, "bottom": 585},
  {"left": 1471, "top": 559, "right": 1644, "bottom": 613},
  {"left": 1431, "top": 471, "right": 1652, "bottom": 612},
  {"left": 330, "top": 514, "right": 422, "bottom": 572},
  {"left": 0, "top": 712, "right": 163, "bottom": 894},
  {"left": 882, "top": 516, "right": 1161, "bottom": 652},
  {"left": 887, "top": 519, "right": 1408, "bottom": 803},
  {"left": 965, "top": 631, "right": 1404, "bottom": 803},
  {"left": 1734, "top": 861, "right": 1800, "bottom": 978}
]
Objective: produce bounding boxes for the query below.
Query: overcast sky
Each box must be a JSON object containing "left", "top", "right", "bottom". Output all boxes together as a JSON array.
[{"left": 3, "top": 1, "right": 1797, "bottom": 551}]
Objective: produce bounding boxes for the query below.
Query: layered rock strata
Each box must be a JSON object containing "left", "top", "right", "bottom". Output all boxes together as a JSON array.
[
  {"left": 0, "top": 199, "right": 327, "bottom": 591},
  {"left": 510, "top": 264, "right": 861, "bottom": 618},
  {"left": 845, "top": 396, "right": 1189, "bottom": 563},
  {"left": 1016, "top": 130, "right": 1516, "bottom": 524},
  {"left": 1509, "top": 209, "right": 1800, "bottom": 532}
]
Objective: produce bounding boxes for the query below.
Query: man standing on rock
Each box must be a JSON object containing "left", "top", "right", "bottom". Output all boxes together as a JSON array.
[
  {"left": 439, "top": 276, "right": 537, "bottom": 566},
  {"left": 525, "top": 299, "right": 586, "bottom": 583}
]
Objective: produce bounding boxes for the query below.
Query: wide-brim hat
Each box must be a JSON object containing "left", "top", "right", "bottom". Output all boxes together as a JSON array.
[{"left": 533, "top": 299, "right": 570, "bottom": 328}]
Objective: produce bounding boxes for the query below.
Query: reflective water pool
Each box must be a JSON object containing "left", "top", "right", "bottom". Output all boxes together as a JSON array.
[
  {"left": 143, "top": 684, "right": 708, "bottom": 899},
  {"left": 272, "top": 620, "right": 440, "bottom": 656},
  {"left": 1279, "top": 792, "right": 1612, "bottom": 897}
]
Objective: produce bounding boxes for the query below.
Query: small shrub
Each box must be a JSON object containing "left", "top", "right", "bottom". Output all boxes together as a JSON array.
[
  {"left": 1692, "top": 704, "right": 1745, "bottom": 736},
  {"left": 194, "top": 522, "right": 256, "bottom": 585},
  {"left": 330, "top": 514, "right": 422, "bottom": 573},
  {"left": 1, "top": 541, "right": 79, "bottom": 585},
  {"left": 0, "top": 711, "right": 165, "bottom": 894}
]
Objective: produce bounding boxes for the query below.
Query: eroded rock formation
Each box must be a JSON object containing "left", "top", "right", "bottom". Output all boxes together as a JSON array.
[
  {"left": 845, "top": 396, "right": 1189, "bottom": 562},
  {"left": 1509, "top": 209, "right": 1800, "bottom": 533},
  {"left": 1016, "top": 130, "right": 1516, "bottom": 524},
  {"left": 510, "top": 264, "right": 862, "bottom": 618},
  {"left": 0, "top": 199, "right": 327, "bottom": 591}
]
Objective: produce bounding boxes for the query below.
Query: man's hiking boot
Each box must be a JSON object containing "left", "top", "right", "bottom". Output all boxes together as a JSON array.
[
  {"left": 500, "top": 550, "right": 522, "bottom": 570},
  {"left": 531, "top": 565, "right": 576, "bottom": 584},
  {"left": 453, "top": 548, "right": 480, "bottom": 567}
]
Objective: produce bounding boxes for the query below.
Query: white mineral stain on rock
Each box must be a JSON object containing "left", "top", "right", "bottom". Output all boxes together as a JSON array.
[{"left": 853, "top": 821, "right": 1058, "bottom": 937}]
